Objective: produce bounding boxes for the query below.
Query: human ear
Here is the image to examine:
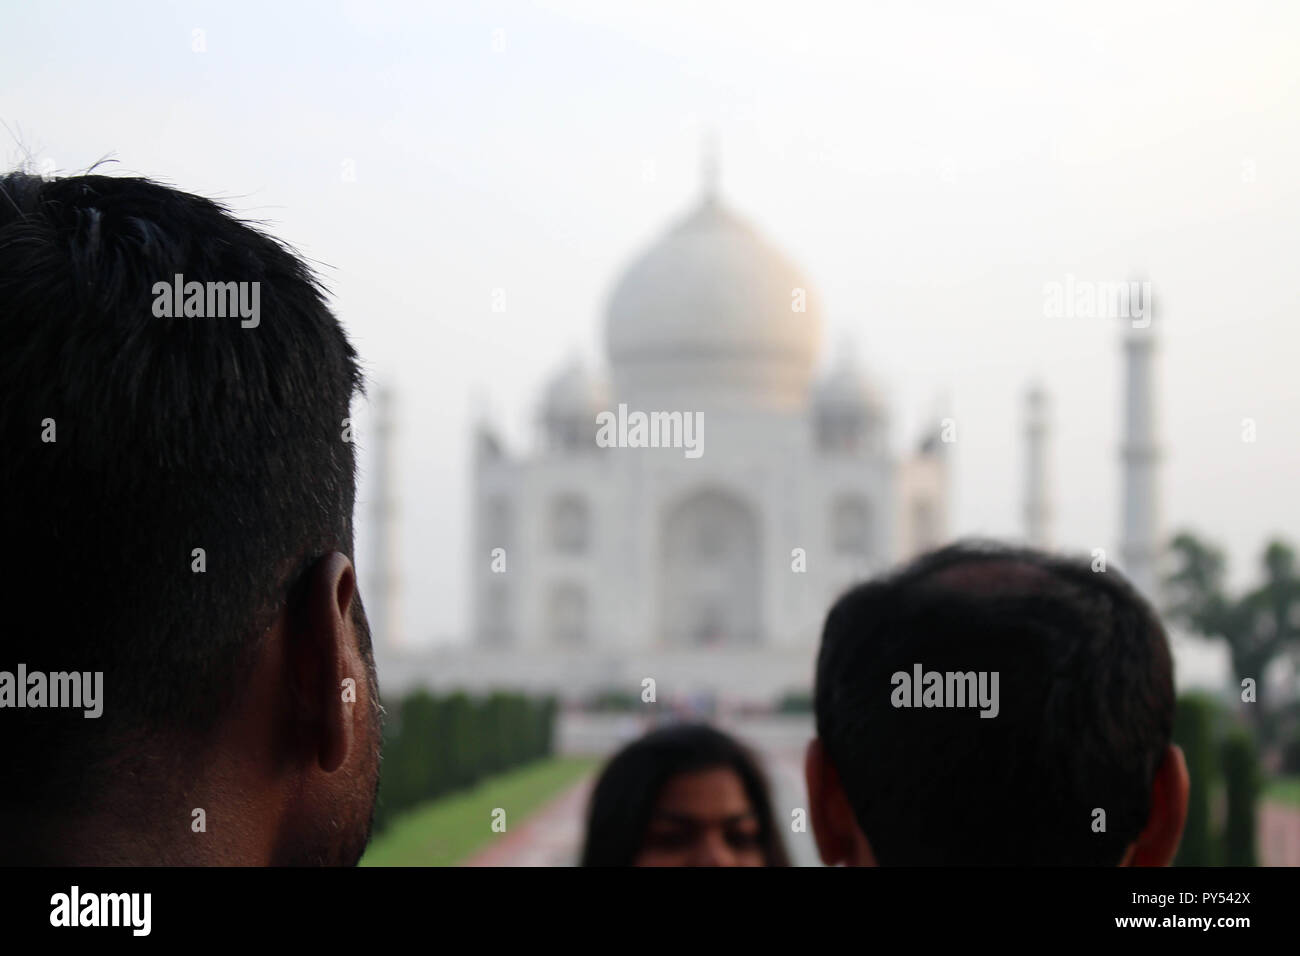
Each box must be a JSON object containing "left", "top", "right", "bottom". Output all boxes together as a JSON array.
[{"left": 1124, "top": 743, "right": 1190, "bottom": 867}]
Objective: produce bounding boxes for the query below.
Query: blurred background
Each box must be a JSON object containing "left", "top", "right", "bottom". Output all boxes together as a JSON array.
[{"left": 4, "top": 0, "right": 1298, "bottom": 866}]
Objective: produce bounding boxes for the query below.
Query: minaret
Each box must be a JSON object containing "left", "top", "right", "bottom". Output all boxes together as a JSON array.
[
  {"left": 1023, "top": 383, "right": 1051, "bottom": 548},
  {"left": 370, "top": 385, "right": 402, "bottom": 655},
  {"left": 1120, "top": 303, "right": 1161, "bottom": 602}
]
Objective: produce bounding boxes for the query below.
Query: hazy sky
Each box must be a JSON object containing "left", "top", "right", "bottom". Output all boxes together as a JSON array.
[{"left": 4, "top": 0, "right": 1298, "bottom": 646}]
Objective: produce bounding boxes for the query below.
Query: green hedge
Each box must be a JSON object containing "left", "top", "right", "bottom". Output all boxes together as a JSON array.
[
  {"left": 1221, "top": 729, "right": 1260, "bottom": 866},
  {"left": 777, "top": 690, "right": 813, "bottom": 714},
  {"left": 1173, "top": 693, "right": 1217, "bottom": 866},
  {"left": 373, "top": 689, "right": 557, "bottom": 833},
  {"left": 1171, "top": 693, "right": 1263, "bottom": 867}
]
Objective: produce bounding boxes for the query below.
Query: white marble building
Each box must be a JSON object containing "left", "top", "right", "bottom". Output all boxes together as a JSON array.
[
  {"left": 415, "top": 174, "right": 949, "bottom": 703},
  {"left": 371, "top": 191, "right": 1235, "bottom": 702}
]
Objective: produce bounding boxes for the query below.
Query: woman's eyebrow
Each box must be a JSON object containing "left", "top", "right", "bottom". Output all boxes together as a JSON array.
[{"left": 650, "top": 810, "right": 759, "bottom": 826}]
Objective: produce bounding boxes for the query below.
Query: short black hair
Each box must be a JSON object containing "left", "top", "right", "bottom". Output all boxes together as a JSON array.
[
  {"left": 0, "top": 172, "right": 365, "bottom": 811},
  {"left": 814, "top": 540, "right": 1175, "bottom": 865},
  {"left": 581, "top": 723, "right": 790, "bottom": 866}
]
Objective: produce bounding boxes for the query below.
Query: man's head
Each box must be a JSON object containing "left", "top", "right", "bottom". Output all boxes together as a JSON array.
[
  {"left": 0, "top": 171, "right": 380, "bottom": 865},
  {"left": 807, "top": 541, "right": 1188, "bottom": 866}
]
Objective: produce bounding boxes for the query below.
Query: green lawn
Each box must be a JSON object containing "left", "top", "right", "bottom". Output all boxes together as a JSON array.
[
  {"left": 360, "top": 756, "right": 597, "bottom": 867},
  {"left": 1264, "top": 775, "right": 1300, "bottom": 808}
]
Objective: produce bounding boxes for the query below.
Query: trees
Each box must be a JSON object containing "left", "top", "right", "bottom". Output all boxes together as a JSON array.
[
  {"left": 1165, "top": 533, "right": 1300, "bottom": 741},
  {"left": 1164, "top": 534, "right": 1295, "bottom": 867}
]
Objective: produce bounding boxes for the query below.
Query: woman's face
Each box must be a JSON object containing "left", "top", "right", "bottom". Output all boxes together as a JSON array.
[{"left": 634, "top": 767, "right": 767, "bottom": 866}]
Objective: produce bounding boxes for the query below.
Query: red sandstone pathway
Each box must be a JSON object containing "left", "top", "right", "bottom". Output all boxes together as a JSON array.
[
  {"left": 1258, "top": 801, "right": 1300, "bottom": 866},
  {"left": 465, "top": 775, "right": 596, "bottom": 866}
]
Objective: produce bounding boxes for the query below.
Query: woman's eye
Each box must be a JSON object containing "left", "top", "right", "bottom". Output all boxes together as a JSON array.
[
  {"left": 726, "top": 830, "right": 761, "bottom": 849},
  {"left": 646, "top": 829, "right": 693, "bottom": 849}
]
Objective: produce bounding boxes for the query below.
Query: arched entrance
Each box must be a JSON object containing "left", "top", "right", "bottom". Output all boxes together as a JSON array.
[{"left": 659, "top": 488, "right": 762, "bottom": 646}]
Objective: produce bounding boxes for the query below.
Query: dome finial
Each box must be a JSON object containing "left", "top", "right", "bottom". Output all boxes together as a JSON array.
[{"left": 702, "top": 129, "right": 719, "bottom": 203}]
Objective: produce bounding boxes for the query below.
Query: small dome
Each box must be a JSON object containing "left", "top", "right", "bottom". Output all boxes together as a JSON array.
[
  {"left": 813, "top": 354, "right": 886, "bottom": 456},
  {"left": 538, "top": 360, "right": 607, "bottom": 454},
  {"left": 540, "top": 359, "right": 607, "bottom": 417},
  {"left": 815, "top": 355, "right": 884, "bottom": 413}
]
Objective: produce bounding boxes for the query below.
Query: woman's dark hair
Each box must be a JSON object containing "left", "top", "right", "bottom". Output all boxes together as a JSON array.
[{"left": 580, "top": 723, "right": 791, "bottom": 866}]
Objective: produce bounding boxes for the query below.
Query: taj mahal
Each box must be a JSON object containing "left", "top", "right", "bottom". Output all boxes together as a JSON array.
[
  {"left": 372, "top": 155, "right": 1197, "bottom": 704},
  {"left": 380, "top": 163, "right": 952, "bottom": 702}
]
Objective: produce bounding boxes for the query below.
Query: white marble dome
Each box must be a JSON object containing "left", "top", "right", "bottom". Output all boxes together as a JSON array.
[{"left": 604, "top": 191, "right": 823, "bottom": 408}]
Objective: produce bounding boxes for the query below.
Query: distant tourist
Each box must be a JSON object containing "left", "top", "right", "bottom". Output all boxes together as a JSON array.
[
  {"left": 0, "top": 172, "right": 380, "bottom": 865},
  {"left": 807, "top": 540, "right": 1189, "bottom": 865},
  {"left": 582, "top": 723, "right": 790, "bottom": 866}
]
